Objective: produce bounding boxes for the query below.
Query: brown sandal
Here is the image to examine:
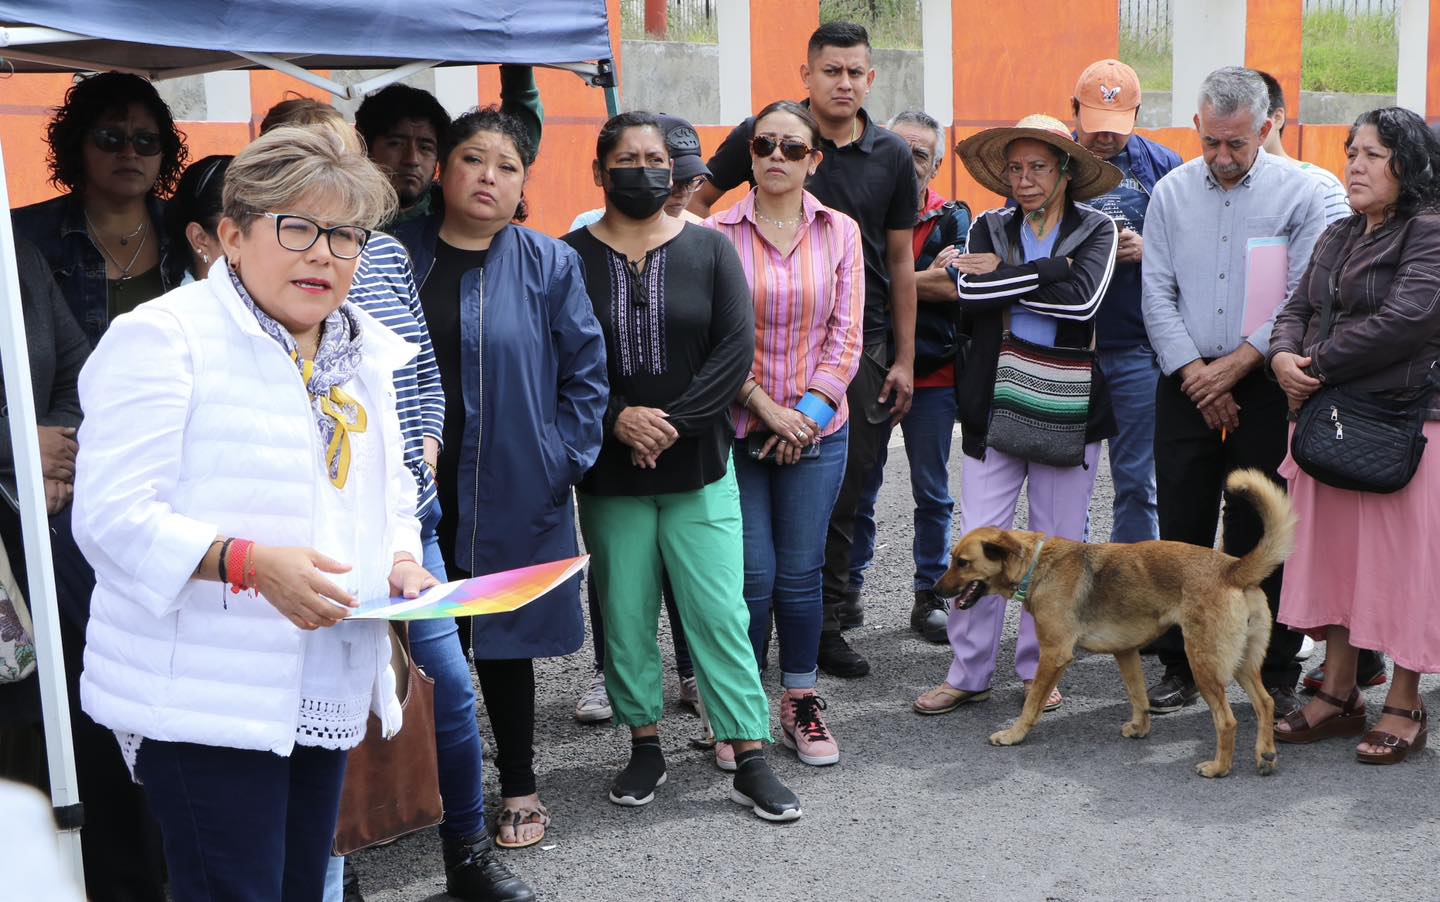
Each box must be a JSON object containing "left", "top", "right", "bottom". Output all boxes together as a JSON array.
[
  {"left": 1356, "top": 704, "right": 1428, "bottom": 765},
  {"left": 491, "top": 802, "right": 551, "bottom": 849},
  {"left": 1275, "top": 687, "right": 1366, "bottom": 744}
]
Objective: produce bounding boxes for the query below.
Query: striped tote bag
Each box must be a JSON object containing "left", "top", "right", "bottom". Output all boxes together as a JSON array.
[{"left": 986, "top": 332, "right": 1093, "bottom": 467}]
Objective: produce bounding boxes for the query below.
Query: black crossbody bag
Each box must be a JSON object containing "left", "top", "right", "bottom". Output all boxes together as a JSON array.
[{"left": 1290, "top": 258, "right": 1437, "bottom": 494}]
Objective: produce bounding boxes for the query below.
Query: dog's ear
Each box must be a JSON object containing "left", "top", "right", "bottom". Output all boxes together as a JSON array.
[{"left": 980, "top": 532, "right": 1023, "bottom": 564}]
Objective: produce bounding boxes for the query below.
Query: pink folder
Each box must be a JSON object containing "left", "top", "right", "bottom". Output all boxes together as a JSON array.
[{"left": 1243, "top": 236, "right": 1290, "bottom": 336}]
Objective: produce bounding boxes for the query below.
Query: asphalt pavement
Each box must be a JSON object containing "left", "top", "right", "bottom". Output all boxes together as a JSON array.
[{"left": 360, "top": 434, "right": 1440, "bottom": 901}]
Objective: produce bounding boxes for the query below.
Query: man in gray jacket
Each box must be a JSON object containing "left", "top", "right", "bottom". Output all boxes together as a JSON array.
[{"left": 1140, "top": 67, "right": 1328, "bottom": 720}]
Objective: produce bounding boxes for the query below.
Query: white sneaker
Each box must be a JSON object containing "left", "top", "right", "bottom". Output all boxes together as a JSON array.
[
  {"left": 574, "top": 671, "right": 613, "bottom": 723},
  {"left": 1296, "top": 636, "right": 1316, "bottom": 661}
]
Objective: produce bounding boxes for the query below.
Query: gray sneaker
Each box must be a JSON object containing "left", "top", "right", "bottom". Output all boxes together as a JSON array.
[{"left": 574, "top": 671, "right": 613, "bottom": 723}]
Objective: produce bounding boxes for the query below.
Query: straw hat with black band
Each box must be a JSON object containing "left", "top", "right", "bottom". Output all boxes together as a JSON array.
[{"left": 956, "top": 114, "right": 1123, "bottom": 206}]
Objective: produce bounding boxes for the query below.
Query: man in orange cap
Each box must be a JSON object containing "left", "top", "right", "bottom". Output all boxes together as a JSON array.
[{"left": 1069, "top": 59, "right": 1181, "bottom": 552}]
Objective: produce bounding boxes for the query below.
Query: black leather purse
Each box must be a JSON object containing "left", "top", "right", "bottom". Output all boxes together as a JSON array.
[{"left": 1289, "top": 267, "right": 1436, "bottom": 494}]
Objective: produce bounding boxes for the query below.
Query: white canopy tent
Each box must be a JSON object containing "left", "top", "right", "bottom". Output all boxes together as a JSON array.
[{"left": 0, "top": 0, "right": 617, "bottom": 886}]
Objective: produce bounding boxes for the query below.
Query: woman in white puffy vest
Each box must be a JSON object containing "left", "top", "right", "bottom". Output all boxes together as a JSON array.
[{"left": 72, "top": 125, "right": 435, "bottom": 901}]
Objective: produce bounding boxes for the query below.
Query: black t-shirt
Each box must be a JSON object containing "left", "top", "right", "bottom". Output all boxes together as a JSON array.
[
  {"left": 706, "top": 106, "right": 918, "bottom": 345},
  {"left": 419, "top": 240, "right": 487, "bottom": 530},
  {"left": 562, "top": 224, "right": 754, "bottom": 497}
]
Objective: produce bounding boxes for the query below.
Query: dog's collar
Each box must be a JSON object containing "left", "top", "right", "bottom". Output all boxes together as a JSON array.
[{"left": 1012, "top": 537, "right": 1046, "bottom": 604}]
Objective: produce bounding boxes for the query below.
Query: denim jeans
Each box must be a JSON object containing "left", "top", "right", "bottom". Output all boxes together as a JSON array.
[
  {"left": 734, "top": 424, "right": 849, "bottom": 688},
  {"left": 1097, "top": 345, "right": 1160, "bottom": 544},
  {"left": 850, "top": 386, "right": 957, "bottom": 593}
]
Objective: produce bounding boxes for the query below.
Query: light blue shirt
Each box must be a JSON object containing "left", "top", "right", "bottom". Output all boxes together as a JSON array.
[
  {"left": 1012, "top": 219, "right": 1059, "bottom": 346},
  {"left": 1140, "top": 149, "right": 1329, "bottom": 375}
]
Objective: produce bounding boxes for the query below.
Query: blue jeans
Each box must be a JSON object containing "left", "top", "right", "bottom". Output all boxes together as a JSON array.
[
  {"left": 136, "top": 739, "right": 347, "bottom": 902},
  {"left": 850, "top": 386, "right": 957, "bottom": 592},
  {"left": 734, "top": 424, "right": 848, "bottom": 688},
  {"left": 1098, "top": 345, "right": 1160, "bottom": 544}
]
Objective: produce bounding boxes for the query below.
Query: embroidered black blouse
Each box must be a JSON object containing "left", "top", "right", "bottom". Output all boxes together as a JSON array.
[{"left": 563, "top": 223, "right": 754, "bottom": 496}]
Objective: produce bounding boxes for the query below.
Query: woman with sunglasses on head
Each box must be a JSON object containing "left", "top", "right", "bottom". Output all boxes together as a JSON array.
[
  {"left": 394, "top": 106, "right": 608, "bottom": 858},
  {"left": 702, "top": 100, "right": 863, "bottom": 771},
  {"left": 73, "top": 126, "right": 436, "bottom": 900},
  {"left": 562, "top": 111, "right": 801, "bottom": 822},
  {"left": 13, "top": 72, "right": 188, "bottom": 347},
  {"left": 166, "top": 155, "right": 233, "bottom": 282}
]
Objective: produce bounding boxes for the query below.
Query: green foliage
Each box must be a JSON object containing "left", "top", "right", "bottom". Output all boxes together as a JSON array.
[
  {"left": 618, "top": 2, "right": 719, "bottom": 44},
  {"left": 1119, "top": 30, "right": 1173, "bottom": 92},
  {"left": 1302, "top": 9, "right": 1397, "bottom": 94},
  {"left": 820, "top": 0, "right": 923, "bottom": 50}
]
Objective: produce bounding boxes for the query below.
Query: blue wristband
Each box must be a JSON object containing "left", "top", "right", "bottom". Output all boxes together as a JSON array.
[{"left": 796, "top": 391, "right": 837, "bottom": 430}]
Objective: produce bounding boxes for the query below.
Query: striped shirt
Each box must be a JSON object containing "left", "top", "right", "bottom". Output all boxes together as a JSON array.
[
  {"left": 1289, "top": 159, "right": 1352, "bottom": 224},
  {"left": 705, "top": 190, "right": 864, "bottom": 439},
  {"left": 350, "top": 232, "right": 444, "bottom": 516}
]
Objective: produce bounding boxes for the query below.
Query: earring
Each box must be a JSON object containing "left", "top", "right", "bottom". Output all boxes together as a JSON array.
[{"left": 196, "top": 248, "right": 209, "bottom": 264}]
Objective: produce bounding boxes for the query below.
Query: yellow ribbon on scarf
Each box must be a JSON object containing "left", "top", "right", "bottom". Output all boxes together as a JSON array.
[{"left": 295, "top": 354, "right": 368, "bottom": 489}]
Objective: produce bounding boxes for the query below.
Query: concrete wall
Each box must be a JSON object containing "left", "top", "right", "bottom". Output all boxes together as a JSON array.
[{"left": 618, "top": 40, "right": 721, "bottom": 121}]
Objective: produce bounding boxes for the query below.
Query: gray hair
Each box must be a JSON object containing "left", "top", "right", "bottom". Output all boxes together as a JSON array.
[
  {"left": 888, "top": 110, "right": 946, "bottom": 167},
  {"left": 224, "top": 125, "right": 397, "bottom": 230},
  {"left": 1197, "top": 66, "right": 1269, "bottom": 133}
]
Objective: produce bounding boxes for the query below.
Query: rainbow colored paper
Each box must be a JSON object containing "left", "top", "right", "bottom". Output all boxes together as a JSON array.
[{"left": 348, "top": 555, "right": 589, "bottom": 621}]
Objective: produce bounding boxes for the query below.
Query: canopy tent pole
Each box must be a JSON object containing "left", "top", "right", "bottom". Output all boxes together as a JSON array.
[{"left": 0, "top": 135, "right": 85, "bottom": 888}]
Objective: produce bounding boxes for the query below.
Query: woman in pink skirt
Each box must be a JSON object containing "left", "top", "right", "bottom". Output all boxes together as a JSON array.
[{"left": 1268, "top": 107, "right": 1440, "bottom": 764}]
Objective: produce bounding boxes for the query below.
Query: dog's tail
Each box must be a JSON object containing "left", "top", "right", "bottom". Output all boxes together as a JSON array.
[{"left": 1224, "top": 469, "right": 1297, "bottom": 588}]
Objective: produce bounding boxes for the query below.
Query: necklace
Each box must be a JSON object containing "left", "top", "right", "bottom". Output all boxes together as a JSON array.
[
  {"left": 87, "top": 214, "right": 149, "bottom": 281},
  {"left": 753, "top": 204, "right": 803, "bottom": 230},
  {"left": 86, "top": 211, "right": 146, "bottom": 246}
]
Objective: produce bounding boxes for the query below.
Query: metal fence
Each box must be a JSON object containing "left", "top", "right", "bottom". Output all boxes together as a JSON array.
[
  {"left": 1120, "top": 0, "right": 1171, "bottom": 49},
  {"left": 620, "top": 0, "right": 718, "bottom": 42}
]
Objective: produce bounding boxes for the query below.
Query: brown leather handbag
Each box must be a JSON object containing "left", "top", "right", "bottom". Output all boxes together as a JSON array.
[{"left": 332, "top": 623, "right": 443, "bottom": 855}]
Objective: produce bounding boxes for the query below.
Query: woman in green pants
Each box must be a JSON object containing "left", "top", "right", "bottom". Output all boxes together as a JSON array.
[{"left": 562, "top": 111, "right": 801, "bottom": 822}]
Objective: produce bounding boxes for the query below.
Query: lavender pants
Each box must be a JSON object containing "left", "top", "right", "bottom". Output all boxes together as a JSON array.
[{"left": 945, "top": 443, "right": 1101, "bottom": 691}]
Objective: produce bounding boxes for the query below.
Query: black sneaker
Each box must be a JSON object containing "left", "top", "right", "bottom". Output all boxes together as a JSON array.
[
  {"left": 442, "top": 832, "right": 535, "bottom": 902},
  {"left": 910, "top": 590, "right": 949, "bottom": 644},
  {"left": 1147, "top": 671, "right": 1199, "bottom": 714},
  {"left": 836, "top": 588, "right": 864, "bottom": 630},
  {"left": 731, "top": 753, "right": 802, "bottom": 822},
  {"left": 608, "top": 741, "right": 667, "bottom": 806},
  {"left": 1266, "top": 685, "right": 1304, "bottom": 721},
  {"left": 817, "top": 631, "right": 869, "bottom": 678},
  {"left": 1302, "top": 650, "right": 1388, "bottom": 691}
]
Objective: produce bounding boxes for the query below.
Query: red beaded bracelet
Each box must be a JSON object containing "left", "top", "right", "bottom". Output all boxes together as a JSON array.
[{"left": 226, "top": 539, "right": 255, "bottom": 595}]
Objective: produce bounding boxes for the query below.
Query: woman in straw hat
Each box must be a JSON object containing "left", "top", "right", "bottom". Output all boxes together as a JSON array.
[{"left": 913, "top": 114, "right": 1122, "bottom": 718}]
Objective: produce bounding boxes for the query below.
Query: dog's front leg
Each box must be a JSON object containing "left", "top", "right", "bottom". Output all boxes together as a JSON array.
[{"left": 990, "top": 655, "right": 1071, "bottom": 747}]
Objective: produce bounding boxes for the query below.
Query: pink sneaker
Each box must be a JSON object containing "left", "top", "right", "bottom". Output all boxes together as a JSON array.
[
  {"left": 714, "top": 740, "right": 736, "bottom": 771},
  {"left": 780, "top": 688, "right": 840, "bottom": 766}
]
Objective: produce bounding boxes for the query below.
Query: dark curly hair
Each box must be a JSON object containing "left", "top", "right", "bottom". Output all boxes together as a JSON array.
[
  {"left": 440, "top": 105, "right": 537, "bottom": 222},
  {"left": 1347, "top": 107, "right": 1440, "bottom": 221},
  {"left": 355, "top": 84, "right": 452, "bottom": 152},
  {"left": 45, "top": 72, "right": 188, "bottom": 197}
]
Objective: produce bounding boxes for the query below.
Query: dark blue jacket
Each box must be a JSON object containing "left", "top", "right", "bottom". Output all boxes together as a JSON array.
[
  {"left": 1091, "top": 132, "right": 1182, "bottom": 350},
  {"left": 12, "top": 193, "right": 183, "bottom": 347},
  {"left": 396, "top": 216, "right": 608, "bottom": 659}
]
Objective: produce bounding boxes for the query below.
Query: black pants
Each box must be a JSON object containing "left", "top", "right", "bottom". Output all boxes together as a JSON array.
[
  {"left": 1152, "top": 369, "right": 1302, "bottom": 688},
  {"left": 587, "top": 570, "right": 693, "bottom": 677},
  {"left": 820, "top": 352, "right": 896, "bottom": 631}
]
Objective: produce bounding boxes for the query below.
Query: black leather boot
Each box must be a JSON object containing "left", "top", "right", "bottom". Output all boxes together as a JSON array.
[
  {"left": 442, "top": 831, "right": 535, "bottom": 902},
  {"left": 910, "top": 589, "right": 949, "bottom": 643},
  {"left": 836, "top": 588, "right": 864, "bottom": 630}
]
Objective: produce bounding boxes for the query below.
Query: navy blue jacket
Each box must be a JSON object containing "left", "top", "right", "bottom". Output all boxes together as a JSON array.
[
  {"left": 12, "top": 193, "right": 183, "bottom": 347},
  {"left": 1091, "top": 132, "right": 1182, "bottom": 349},
  {"left": 396, "top": 216, "right": 608, "bottom": 659}
]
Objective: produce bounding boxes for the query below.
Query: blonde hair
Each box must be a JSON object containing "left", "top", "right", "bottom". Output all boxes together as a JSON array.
[
  {"left": 223, "top": 125, "right": 396, "bottom": 230},
  {"left": 259, "top": 98, "right": 366, "bottom": 154}
]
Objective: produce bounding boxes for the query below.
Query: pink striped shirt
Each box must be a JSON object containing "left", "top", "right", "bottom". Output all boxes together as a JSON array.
[{"left": 705, "top": 190, "right": 865, "bottom": 439}]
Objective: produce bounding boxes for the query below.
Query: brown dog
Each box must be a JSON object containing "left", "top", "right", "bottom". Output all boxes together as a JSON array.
[{"left": 935, "top": 469, "right": 1295, "bottom": 778}]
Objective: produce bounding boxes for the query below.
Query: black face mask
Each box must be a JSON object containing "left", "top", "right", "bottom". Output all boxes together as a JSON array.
[{"left": 605, "top": 166, "right": 672, "bottom": 220}]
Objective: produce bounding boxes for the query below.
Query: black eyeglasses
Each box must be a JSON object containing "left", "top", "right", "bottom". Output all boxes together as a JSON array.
[
  {"left": 90, "top": 127, "right": 163, "bottom": 157},
  {"left": 263, "top": 213, "right": 371, "bottom": 260},
  {"left": 750, "top": 135, "right": 813, "bottom": 162}
]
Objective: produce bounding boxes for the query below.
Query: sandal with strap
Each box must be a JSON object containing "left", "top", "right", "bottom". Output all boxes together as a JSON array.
[
  {"left": 1356, "top": 703, "right": 1428, "bottom": 765},
  {"left": 912, "top": 683, "right": 991, "bottom": 716},
  {"left": 491, "top": 801, "right": 551, "bottom": 849},
  {"left": 1275, "top": 687, "right": 1366, "bottom": 744}
]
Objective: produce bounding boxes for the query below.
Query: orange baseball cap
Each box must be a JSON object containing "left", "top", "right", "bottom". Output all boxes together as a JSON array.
[{"left": 1074, "top": 59, "right": 1142, "bottom": 135}]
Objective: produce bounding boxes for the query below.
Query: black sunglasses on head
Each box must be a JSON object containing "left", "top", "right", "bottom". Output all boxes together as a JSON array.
[
  {"left": 90, "top": 127, "right": 163, "bottom": 157},
  {"left": 750, "top": 135, "right": 813, "bottom": 162}
]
